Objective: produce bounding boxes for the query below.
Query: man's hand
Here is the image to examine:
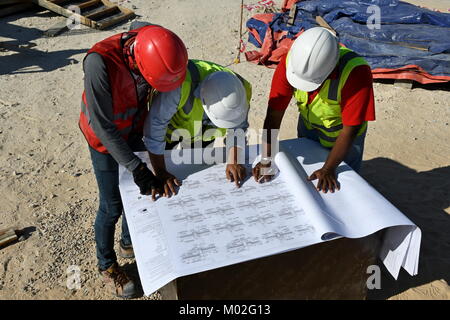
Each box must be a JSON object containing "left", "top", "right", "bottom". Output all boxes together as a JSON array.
[
  {"left": 308, "top": 167, "right": 340, "bottom": 193},
  {"left": 148, "top": 152, "right": 181, "bottom": 201},
  {"left": 226, "top": 164, "right": 247, "bottom": 188},
  {"left": 156, "top": 170, "right": 182, "bottom": 199},
  {"left": 253, "top": 107, "right": 285, "bottom": 184},
  {"left": 132, "top": 162, "right": 164, "bottom": 200},
  {"left": 252, "top": 161, "right": 276, "bottom": 183}
]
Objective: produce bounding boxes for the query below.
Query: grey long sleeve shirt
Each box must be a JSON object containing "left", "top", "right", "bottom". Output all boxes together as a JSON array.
[
  {"left": 82, "top": 52, "right": 149, "bottom": 172},
  {"left": 143, "top": 85, "right": 249, "bottom": 155}
]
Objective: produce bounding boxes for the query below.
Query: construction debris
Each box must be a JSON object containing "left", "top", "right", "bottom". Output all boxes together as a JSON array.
[
  {"left": 245, "top": 0, "right": 450, "bottom": 84},
  {"left": 0, "top": 228, "right": 18, "bottom": 248},
  {"left": 1, "top": 0, "right": 135, "bottom": 30},
  {"left": 32, "top": 0, "right": 135, "bottom": 30}
]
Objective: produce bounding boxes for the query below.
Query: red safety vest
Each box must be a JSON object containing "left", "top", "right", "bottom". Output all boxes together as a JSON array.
[{"left": 79, "top": 29, "right": 149, "bottom": 154}]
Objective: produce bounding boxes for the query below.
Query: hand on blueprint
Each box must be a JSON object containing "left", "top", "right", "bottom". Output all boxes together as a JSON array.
[
  {"left": 132, "top": 162, "right": 164, "bottom": 198},
  {"left": 154, "top": 169, "right": 182, "bottom": 200},
  {"left": 225, "top": 163, "right": 247, "bottom": 188},
  {"left": 308, "top": 166, "right": 340, "bottom": 193},
  {"left": 252, "top": 161, "right": 278, "bottom": 183}
]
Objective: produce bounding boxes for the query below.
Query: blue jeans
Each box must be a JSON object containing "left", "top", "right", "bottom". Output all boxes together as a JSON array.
[
  {"left": 89, "top": 147, "right": 132, "bottom": 271},
  {"left": 297, "top": 115, "right": 366, "bottom": 172}
]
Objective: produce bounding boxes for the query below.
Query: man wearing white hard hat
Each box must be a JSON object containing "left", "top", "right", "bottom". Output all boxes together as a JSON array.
[
  {"left": 253, "top": 27, "right": 376, "bottom": 193},
  {"left": 144, "top": 60, "right": 252, "bottom": 196}
]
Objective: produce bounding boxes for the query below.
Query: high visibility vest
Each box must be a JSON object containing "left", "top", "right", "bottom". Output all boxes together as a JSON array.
[
  {"left": 79, "top": 28, "right": 150, "bottom": 154},
  {"left": 166, "top": 60, "right": 252, "bottom": 144},
  {"left": 289, "top": 46, "right": 369, "bottom": 148}
]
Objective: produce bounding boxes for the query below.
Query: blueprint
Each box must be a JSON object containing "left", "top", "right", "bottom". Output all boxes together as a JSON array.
[
  {"left": 162, "top": 163, "right": 320, "bottom": 271},
  {"left": 119, "top": 157, "right": 321, "bottom": 294},
  {"left": 119, "top": 139, "right": 421, "bottom": 296}
]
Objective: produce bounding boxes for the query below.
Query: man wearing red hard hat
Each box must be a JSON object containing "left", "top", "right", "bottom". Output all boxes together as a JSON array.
[{"left": 79, "top": 23, "right": 188, "bottom": 298}]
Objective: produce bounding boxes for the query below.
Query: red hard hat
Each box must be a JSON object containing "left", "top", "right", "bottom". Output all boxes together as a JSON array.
[{"left": 134, "top": 26, "right": 188, "bottom": 92}]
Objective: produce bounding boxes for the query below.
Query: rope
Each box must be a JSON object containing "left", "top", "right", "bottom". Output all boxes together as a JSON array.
[
  {"left": 231, "top": 1, "right": 276, "bottom": 66},
  {"left": 233, "top": 0, "right": 245, "bottom": 65}
]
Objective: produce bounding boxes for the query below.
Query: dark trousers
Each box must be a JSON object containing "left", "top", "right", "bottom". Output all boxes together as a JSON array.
[{"left": 89, "top": 147, "right": 132, "bottom": 271}]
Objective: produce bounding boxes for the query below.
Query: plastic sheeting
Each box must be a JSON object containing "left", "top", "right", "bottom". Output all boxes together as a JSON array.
[{"left": 246, "top": 0, "right": 450, "bottom": 83}]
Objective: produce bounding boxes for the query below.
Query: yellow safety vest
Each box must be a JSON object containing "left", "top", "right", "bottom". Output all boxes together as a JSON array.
[
  {"left": 289, "top": 47, "right": 369, "bottom": 148},
  {"left": 166, "top": 60, "right": 252, "bottom": 144}
]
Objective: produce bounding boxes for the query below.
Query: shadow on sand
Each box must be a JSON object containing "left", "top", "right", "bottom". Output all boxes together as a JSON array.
[
  {"left": 0, "top": 16, "right": 87, "bottom": 75},
  {"left": 361, "top": 158, "right": 450, "bottom": 299},
  {"left": 0, "top": 8, "right": 135, "bottom": 75}
]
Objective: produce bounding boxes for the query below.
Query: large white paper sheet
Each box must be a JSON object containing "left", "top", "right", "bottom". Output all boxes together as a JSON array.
[
  {"left": 119, "top": 139, "right": 421, "bottom": 296},
  {"left": 280, "top": 139, "right": 421, "bottom": 277}
]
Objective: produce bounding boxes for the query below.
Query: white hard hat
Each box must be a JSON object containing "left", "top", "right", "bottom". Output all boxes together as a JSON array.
[
  {"left": 200, "top": 71, "right": 249, "bottom": 129},
  {"left": 286, "top": 27, "right": 339, "bottom": 92}
]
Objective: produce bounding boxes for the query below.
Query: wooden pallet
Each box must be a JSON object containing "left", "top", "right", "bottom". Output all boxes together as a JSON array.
[{"left": 31, "top": 0, "right": 135, "bottom": 30}]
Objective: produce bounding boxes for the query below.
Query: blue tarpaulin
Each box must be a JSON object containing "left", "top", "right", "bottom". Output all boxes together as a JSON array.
[{"left": 246, "top": 0, "right": 450, "bottom": 83}]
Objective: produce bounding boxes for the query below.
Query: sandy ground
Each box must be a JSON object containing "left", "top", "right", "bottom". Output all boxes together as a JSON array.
[{"left": 0, "top": 0, "right": 449, "bottom": 300}]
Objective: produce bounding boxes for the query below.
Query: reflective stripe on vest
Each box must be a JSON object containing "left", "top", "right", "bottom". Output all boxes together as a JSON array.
[
  {"left": 113, "top": 108, "right": 139, "bottom": 122},
  {"left": 181, "top": 61, "right": 201, "bottom": 115},
  {"left": 328, "top": 51, "right": 360, "bottom": 101},
  {"left": 165, "top": 60, "right": 252, "bottom": 144},
  {"left": 289, "top": 47, "right": 369, "bottom": 148},
  {"left": 81, "top": 101, "right": 139, "bottom": 126},
  {"left": 81, "top": 99, "right": 90, "bottom": 123}
]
